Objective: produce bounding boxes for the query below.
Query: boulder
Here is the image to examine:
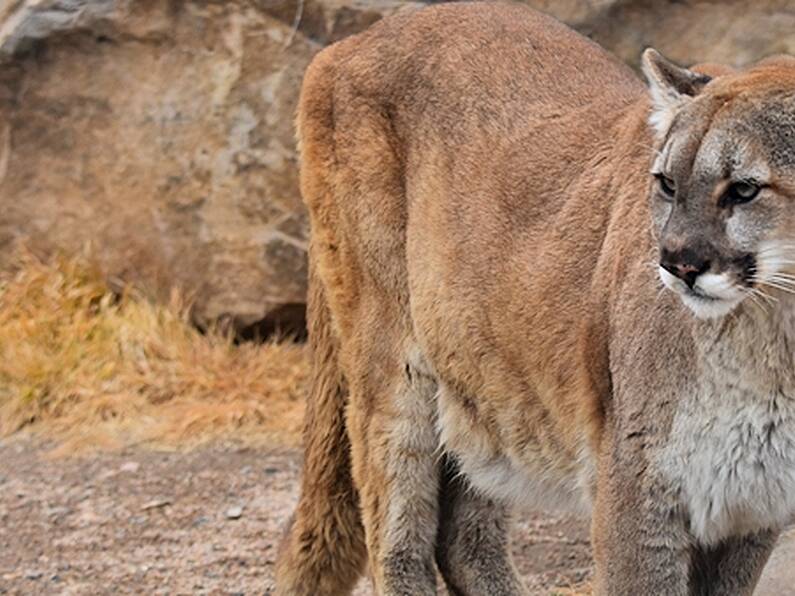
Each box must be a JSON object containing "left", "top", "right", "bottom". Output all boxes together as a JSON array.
[
  {"left": 0, "top": 0, "right": 416, "bottom": 331},
  {"left": 1, "top": 0, "right": 315, "bottom": 330},
  {"left": 0, "top": 0, "right": 792, "bottom": 332},
  {"left": 572, "top": 0, "right": 795, "bottom": 69}
]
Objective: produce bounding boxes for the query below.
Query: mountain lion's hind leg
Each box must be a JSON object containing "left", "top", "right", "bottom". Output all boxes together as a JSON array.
[
  {"left": 436, "top": 457, "right": 527, "bottom": 595},
  {"left": 346, "top": 334, "right": 441, "bottom": 595}
]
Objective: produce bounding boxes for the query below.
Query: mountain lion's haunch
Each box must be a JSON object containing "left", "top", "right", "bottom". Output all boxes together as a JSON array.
[{"left": 276, "top": 3, "right": 795, "bottom": 594}]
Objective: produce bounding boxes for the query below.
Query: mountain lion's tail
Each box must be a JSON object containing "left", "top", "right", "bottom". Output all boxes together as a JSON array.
[{"left": 274, "top": 45, "right": 367, "bottom": 596}]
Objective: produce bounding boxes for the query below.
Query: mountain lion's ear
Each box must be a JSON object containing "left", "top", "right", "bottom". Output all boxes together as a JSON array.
[{"left": 641, "top": 48, "right": 712, "bottom": 137}]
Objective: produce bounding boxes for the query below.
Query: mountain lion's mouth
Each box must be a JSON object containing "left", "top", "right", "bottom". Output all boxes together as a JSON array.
[
  {"left": 685, "top": 287, "right": 720, "bottom": 302},
  {"left": 658, "top": 266, "right": 745, "bottom": 319}
]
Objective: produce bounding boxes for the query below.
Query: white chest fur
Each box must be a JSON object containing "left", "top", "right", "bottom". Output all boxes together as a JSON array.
[{"left": 661, "top": 313, "right": 795, "bottom": 545}]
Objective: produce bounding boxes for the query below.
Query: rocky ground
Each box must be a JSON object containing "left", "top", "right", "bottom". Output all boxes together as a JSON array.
[{"left": 0, "top": 438, "right": 792, "bottom": 595}]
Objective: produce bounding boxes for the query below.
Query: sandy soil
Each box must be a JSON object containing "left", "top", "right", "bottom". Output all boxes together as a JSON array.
[{"left": 0, "top": 438, "right": 792, "bottom": 595}]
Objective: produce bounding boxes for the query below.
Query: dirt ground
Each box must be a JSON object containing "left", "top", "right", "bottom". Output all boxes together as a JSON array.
[{"left": 0, "top": 438, "right": 792, "bottom": 595}]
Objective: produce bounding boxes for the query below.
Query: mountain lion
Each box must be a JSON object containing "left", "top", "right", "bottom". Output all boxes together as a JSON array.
[{"left": 276, "top": 2, "right": 795, "bottom": 594}]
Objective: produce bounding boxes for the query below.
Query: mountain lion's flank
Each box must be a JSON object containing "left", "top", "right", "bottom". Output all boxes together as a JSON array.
[{"left": 276, "top": 2, "right": 795, "bottom": 594}]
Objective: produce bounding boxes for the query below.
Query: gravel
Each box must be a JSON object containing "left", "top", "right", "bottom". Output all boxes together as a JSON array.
[{"left": 0, "top": 437, "right": 791, "bottom": 595}]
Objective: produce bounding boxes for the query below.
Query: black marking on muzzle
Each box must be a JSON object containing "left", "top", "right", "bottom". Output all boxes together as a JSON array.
[{"left": 737, "top": 253, "right": 757, "bottom": 286}]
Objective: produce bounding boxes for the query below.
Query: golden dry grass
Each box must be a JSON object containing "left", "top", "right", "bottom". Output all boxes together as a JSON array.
[{"left": 0, "top": 249, "right": 308, "bottom": 452}]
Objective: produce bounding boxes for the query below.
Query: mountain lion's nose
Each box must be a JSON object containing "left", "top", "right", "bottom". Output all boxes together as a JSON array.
[{"left": 660, "top": 248, "right": 710, "bottom": 289}]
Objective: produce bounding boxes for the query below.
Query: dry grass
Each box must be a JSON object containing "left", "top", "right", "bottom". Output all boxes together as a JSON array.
[{"left": 0, "top": 249, "right": 308, "bottom": 452}]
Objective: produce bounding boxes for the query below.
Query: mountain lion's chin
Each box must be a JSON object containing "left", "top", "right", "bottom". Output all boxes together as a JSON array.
[
  {"left": 679, "top": 291, "right": 743, "bottom": 320},
  {"left": 658, "top": 266, "right": 745, "bottom": 319},
  {"left": 658, "top": 267, "right": 746, "bottom": 319}
]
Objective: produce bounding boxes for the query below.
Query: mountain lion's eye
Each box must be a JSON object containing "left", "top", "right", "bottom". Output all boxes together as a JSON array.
[
  {"left": 654, "top": 173, "right": 676, "bottom": 198},
  {"left": 724, "top": 181, "right": 761, "bottom": 205}
]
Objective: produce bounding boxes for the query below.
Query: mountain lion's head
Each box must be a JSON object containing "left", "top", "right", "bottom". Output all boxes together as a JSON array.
[{"left": 643, "top": 50, "right": 795, "bottom": 319}]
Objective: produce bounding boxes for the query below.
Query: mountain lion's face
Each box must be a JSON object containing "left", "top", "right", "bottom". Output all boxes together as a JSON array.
[{"left": 644, "top": 52, "right": 795, "bottom": 319}]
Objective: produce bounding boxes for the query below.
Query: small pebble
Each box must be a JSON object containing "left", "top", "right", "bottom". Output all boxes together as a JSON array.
[
  {"left": 120, "top": 461, "right": 140, "bottom": 473},
  {"left": 141, "top": 498, "right": 171, "bottom": 511},
  {"left": 225, "top": 506, "right": 243, "bottom": 520}
]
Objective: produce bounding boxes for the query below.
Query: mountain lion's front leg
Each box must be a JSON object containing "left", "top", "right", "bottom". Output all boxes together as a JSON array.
[
  {"left": 689, "top": 529, "right": 777, "bottom": 595},
  {"left": 590, "top": 434, "right": 692, "bottom": 596}
]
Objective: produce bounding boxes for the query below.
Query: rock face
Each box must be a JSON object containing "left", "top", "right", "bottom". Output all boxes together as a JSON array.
[
  {"left": 0, "top": 0, "right": 417, "bottom": 331},
  {"left": 1, "top": 0, "right": 792, "bottom": 330},
  {"left": 0, "top": 0, "right": 316, "bottom": 330},
  {"left": 572, "top": 0, "right": 795, "bottom": 69}
]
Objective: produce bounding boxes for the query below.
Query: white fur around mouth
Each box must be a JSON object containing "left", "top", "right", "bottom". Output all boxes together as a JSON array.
[{"left": 658, "top": 266, "right": 745, "bottom": 319}]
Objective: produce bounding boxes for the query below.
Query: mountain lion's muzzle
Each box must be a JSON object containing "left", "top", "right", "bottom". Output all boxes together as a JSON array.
[
  {"left": 657, "top": 230, "right": 757, "bottom": 319},
  {"left": 660, "top": 245, "right": 713, "bottom": 289}
]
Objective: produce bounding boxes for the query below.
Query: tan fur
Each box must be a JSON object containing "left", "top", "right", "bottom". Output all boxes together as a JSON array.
[{"left": 277, "top": 2, "right": 795, "bottom": 594}]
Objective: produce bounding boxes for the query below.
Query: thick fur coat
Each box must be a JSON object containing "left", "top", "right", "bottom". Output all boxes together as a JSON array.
[{"left": 276, "top": 3, "right": 795, "bottom": 594}]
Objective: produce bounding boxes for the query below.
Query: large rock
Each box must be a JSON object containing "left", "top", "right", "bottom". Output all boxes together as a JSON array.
[
  {"left": 573, "top": 0, "right": 795, "bottom": 69},
  {"left": 528, "top": 0, "right": 795, "bottom": 69},
  {"left": 0, "top": 0, "right": 792, "bottom": 331},
  {"left": 0, "top": 0, "right": 314, "bottom": 330},
  {"left": 0, "top": 0, "right": 415, "bottom": 331}
]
